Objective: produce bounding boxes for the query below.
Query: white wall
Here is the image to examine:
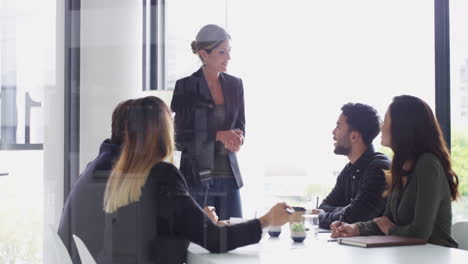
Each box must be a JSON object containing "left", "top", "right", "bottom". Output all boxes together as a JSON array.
[
  {"left": 80, "top": 0, "right": 143, "bottom": 171},
  {"left": 80, "top": 0, "right": 175, "bottom": 171},
  {"left": 45, "top": 5, "right": 173, "bottom": 259}
]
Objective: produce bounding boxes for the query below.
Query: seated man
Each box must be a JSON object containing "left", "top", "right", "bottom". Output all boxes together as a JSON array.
[
  {"left": 312, "top": 103, "right": 390, "bottom": 229},
  {"left": 58, "top": 99, "right": 133, "bottom": 263}
]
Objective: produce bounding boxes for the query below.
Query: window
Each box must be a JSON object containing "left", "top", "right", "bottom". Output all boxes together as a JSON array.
[
  {"left": 0, "top": 0, "right": 54, "bottom": 262},
  {"left": 231, "top": 0, "right": 434, "bottom": 216},
  {"left": 0, "top": 0, "right": 45, "bottom": 149},
  {"left": 165, "top": 0, "right": 435, "bottom": 216},
  {"left": 164, "top": 0, "right": 228, "bottom": 90},
  {"left": 145, "top": 0, "right": 228, "bottom": 90},
  {"left": 450, "top": 0, "right": 468, "bottom": 221}
]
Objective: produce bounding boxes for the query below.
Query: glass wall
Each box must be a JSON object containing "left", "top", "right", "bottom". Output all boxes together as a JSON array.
[
  {"left": 0, "top": 0, "right": 54, "bottom": 262},
  {"left": 2, "top": 0, "right": 463, "bottom": 262},
  {"left": 166, "top": 0, "right": 434, "bottom": 217},
  {"left": 450, "top": 0, "right": 468, "bottom": 221}
]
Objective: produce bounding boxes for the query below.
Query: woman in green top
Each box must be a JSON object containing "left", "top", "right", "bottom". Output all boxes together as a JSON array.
[{"left": 331, "top": 95, "right": 459, "bottom": 248}]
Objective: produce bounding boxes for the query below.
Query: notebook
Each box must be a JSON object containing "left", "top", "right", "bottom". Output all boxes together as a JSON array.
[{"left": 338, "top": 235, "right": 426, "bottom": 248}]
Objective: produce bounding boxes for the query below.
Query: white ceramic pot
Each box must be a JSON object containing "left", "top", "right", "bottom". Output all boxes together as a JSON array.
[
  {"left": 268, "top": 226, "right": 282, "bottom": 237},
  {"left": 290, "top": 231, "right": 307, "bottom": 243}
]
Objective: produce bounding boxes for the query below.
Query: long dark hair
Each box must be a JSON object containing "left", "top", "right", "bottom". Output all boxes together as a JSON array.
[{"left": 387, "top": 95, "right": 459, "bottom": 200}]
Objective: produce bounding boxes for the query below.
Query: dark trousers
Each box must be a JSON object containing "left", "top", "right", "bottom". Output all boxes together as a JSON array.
[{"left": 190, "top": 177, "right": 242, "bottom": 220}]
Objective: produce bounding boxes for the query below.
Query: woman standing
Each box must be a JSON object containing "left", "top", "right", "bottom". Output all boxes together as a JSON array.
[
  {"left": 331, "top": 95, "right": 459, "bottom": 248},
  {"left": 171, "top": 24, "right": 245, "bottom": 219}
]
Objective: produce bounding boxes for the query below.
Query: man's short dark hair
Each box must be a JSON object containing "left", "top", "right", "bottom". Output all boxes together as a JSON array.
[
  {"left": 111, "top": 99, "right": 133, "bottom": 145},
  {"left": 341, "top": 103, "right": 380, "bottom": 146}
]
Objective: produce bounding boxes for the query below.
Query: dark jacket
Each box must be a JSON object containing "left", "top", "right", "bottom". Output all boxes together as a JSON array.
[
  {"left": 318, "top": 146, "right": 390, "bottom": 228},
  {"left": 59, "top": 149, "right": 262, "bottom": 263},
  {"left": 357, "top": 153, "right": 458, "bottom": 248},
  {"left": 58, "top": 139, "right": 120, "bottom": 264},
  {"left": 170, "top": 68, "right": 245, "bottom": 188}
]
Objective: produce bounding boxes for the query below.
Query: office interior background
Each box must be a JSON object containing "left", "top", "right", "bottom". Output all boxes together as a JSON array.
[{"left": 0, "top": 0, "right": 467, "bottom": 262}]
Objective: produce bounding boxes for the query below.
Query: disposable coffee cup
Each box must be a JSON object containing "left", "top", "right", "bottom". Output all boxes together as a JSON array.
[{"left": 290, "top": 206, "right": 306, "bottom": 224}]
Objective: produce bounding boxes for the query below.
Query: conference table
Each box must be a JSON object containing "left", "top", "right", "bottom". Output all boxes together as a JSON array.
[{"left": 188, "top": 230, "right": 468, "bottom": 264}]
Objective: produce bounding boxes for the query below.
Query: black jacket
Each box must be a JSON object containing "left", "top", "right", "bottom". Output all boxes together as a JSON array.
[
  {"left": 318, "top": 146, "right": 390, "bottom": 228},
  {"left": 59, "top": 144, "right": 261, "bottom": 263},
  {"left": 170, "top": 68, "right": 245, "bottom": 188},
  {"left": 58, "top": 139, "right": 120, "bottom": 264}
]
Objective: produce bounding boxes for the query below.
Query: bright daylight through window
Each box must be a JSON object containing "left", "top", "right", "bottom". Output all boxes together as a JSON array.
[
  {"left": 166, "top": 0, "right": 436, "bottom": 217},
  {"left": 0, "top": 0, "right": 53, "bottom": 263},
  {"left": 450, "top": 0, "right": 468, "bottom": 221}
]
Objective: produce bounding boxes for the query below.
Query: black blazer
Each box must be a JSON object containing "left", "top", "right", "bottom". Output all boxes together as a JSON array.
[
  {"left": 59, "top": 156, "right": 262, "bottom": 263},
  {"left": 170, "top": 68, "right": 245, "bottom": 188}
]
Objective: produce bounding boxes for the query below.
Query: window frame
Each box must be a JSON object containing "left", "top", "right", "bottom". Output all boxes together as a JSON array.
[
  {"left": 63, "top": 0, "right": 81, "bottom": 252},
  {"left": 435, "top": 0, "right": 451, "bottom": 147},
  {"left": 143, "top": 0, "right": 166, "bottom": 91}
]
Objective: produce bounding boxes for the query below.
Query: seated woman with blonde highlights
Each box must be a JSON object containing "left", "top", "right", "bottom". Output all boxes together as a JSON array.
[
  {"left": 331, "top": 95, "right": 459, "bottom": 248},
  {"left": 101, "top": 96, "right": 292, "bottom": 263}
]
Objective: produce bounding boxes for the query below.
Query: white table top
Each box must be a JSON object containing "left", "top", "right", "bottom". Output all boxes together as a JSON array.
[{"left": 188, "top": 232, "right": 468, "bottom": 264}]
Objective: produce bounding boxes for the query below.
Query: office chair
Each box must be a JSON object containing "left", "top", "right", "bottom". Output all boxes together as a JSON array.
[
  {"left": 47, "top": 225, "right": 72, "bottom": 264},
  {"left": 73, "top": 234, "right": 97, "bottom": 264},
  {"left": 452, "top": 221, "right": 468, "bottom": 250}
]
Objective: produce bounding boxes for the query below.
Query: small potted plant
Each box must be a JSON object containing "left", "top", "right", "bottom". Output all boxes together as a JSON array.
[{"left": 290, "top": 222, "right": 307, "bottom": 243}]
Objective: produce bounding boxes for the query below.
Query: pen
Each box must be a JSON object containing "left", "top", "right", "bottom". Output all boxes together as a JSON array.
[{"left": 338, "top": 212, "right": 344, "bottom": 227}]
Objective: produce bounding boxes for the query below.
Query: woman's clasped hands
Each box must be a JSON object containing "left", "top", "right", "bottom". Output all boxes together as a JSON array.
[{"left": 216, "top": 129, "right": 244, "bottom": 152}]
